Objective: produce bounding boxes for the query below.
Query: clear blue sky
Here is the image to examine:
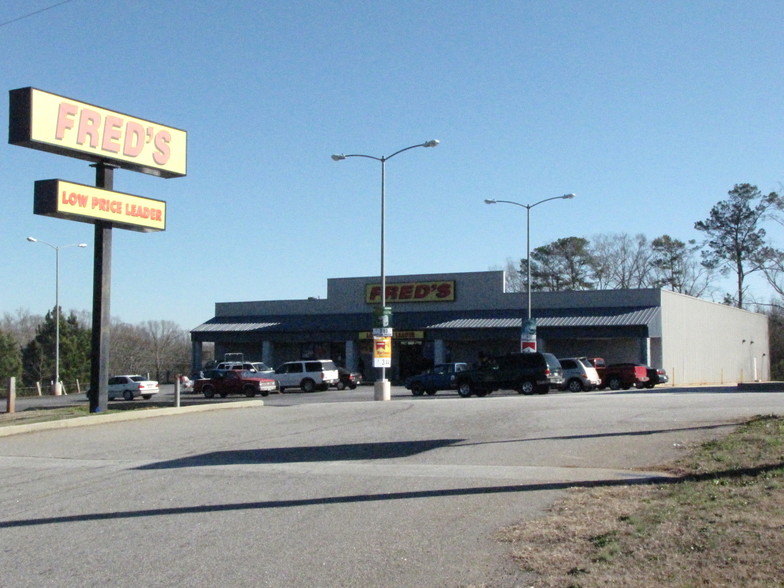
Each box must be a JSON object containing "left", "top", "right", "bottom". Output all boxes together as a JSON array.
[{"left": 2, "top": 0, "right": 782, "bottom": 329}]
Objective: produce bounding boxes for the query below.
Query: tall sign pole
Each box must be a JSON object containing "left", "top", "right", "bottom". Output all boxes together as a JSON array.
[{"left": 89, "top": 163, "right": 114, "bottom": 412}]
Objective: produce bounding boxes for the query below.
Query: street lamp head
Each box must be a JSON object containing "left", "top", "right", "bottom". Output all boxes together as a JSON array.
[
  {"left": 331, "top": 154, "right": 347, "bottom": 161},
  {"left": 423, "top": 139, "right": 440, "bottom": 148},
  {"left": 562, "top": 193, "right": 576, "bottom": 199},
  {"left": 26, "top": 236, "right": 37, "bottom": 242},
  {"left": 484, "top": 199, "right": 497, "bottom": 205},
  {"left": 77, "top": 243, "right": 87, "bottom": 248}
]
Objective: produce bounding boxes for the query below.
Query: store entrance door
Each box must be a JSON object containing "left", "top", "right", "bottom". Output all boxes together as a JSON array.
[{"left": 396, "top": 340, "right": 430, "bottom": 382}]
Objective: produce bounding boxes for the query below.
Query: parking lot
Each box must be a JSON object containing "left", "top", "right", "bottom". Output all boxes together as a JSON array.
[{"left": 2, "top": 384, "right": 783, "bottom": 586}]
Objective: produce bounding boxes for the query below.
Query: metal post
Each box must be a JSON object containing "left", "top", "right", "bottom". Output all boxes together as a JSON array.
[
  {"left": 89, "top": 163, "right": 115, "bottom": 413},
  {"left": 526, "top": 205, "right": 531, "bottom": 320}
]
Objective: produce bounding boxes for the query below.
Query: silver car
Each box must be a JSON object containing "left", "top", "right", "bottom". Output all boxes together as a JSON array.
[{"left": 558, "top": 357, "right": 602, "bottom": 392}]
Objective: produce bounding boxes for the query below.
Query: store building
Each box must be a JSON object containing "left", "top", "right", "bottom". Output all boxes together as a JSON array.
[{"left": 191, "top": 270, "right": 770, "bottom": 385}]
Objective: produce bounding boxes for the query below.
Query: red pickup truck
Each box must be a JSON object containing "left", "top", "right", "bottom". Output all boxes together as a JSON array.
[
  {"left": 194, "top": 369, "right": 277, "bottom": 398},
  {"left": 588, "top": 358, "right": 649, "bottom": 390}
]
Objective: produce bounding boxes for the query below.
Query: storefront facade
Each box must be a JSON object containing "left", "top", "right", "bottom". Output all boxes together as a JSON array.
[{"left": 191, "top": 270, "right": 770, "bottom": 385}]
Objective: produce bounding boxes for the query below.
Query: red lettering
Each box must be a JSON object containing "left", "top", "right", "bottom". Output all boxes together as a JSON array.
[
  {"left": 368, "top": 286, "right": 381, "bottom": 301},
  {"left": 55, "top": 103, "right": 77, "bottom": 140},
  {"left": 101, "top": 115, "right": 123, "bottom": 153},
  {"left": 153, "top": 130, "right": 171, "bottom": 164},
  {"left": 436, "top": 283, "right": 452, "bottom": 298},
  {"left": 414, "top": 284, "right": 431, "bottom": 299},
  {"left": 123, "top": 121, "right": 145, "bottom": 157},
  {"left": 399, "top": 285, "right": 413, "bottom": 300},
  {"left": 386, "top": 285, "right": 399, "bottom": 300},
  {"left": 77, "top": 109, "right": 101, "bottom": 148}
]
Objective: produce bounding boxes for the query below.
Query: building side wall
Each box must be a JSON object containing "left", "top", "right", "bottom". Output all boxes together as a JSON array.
[{"left": 661, "top": 290, "right": 769, "bottom": 385}]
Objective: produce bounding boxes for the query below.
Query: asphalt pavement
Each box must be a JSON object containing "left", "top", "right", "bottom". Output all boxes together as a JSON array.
[{"left": 1, "top": 385, "right": 783, "bottom": 587}]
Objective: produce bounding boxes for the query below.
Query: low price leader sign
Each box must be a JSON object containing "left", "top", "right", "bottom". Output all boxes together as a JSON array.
[{"left": 35, "top": 180, "right": 166, "bottom": 233}]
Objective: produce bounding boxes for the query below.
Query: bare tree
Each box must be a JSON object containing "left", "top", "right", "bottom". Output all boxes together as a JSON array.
[{"left": 589, "top": 233, "right": 653, "bottom": 289}]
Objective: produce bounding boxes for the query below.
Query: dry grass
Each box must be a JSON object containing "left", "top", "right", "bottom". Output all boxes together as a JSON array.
[{"left": 497, "top": 415, "right": 784, "bottom": 587}]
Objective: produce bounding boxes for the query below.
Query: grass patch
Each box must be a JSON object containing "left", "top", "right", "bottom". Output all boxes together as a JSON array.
[
  {"left": 0, "top": 405, "right": 98, "bottom": 427},
  {"left": 497, "top": 415, "right": 784, "bottom": 587}
]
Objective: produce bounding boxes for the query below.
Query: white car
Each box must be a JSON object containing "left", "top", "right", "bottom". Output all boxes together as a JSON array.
[
  {"left": 271, "top": 360, "right": 339, "bottom": 392},
  {"left": 107, "top": 375, "right": 159, "bottom": 400},
  {"left": 558, "top": 357, "right": 602, "bottom": 392}
]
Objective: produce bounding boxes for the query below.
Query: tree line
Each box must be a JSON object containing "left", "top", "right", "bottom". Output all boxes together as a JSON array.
[
  {"left": 0, "top": 309, "right": 205, "bottom": 393},
  {"left": 502, "top": 184, "right": 783, "bottom": 306}
]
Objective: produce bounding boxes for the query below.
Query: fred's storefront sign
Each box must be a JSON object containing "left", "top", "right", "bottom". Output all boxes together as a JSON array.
[
  {"left": 365, "top": 281, "right": 455, "bottom": 303},
  {"left": 9, "top": 87, "right": 187, "bottom": 178},
  {"left": 34, "top": 180, "right": 166, "bottom": 232}
]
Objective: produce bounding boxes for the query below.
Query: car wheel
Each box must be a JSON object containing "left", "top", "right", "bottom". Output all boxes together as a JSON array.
[
  {"left": 336, "top": 381, "right": 346, "bottom": 390},
  {"left": 301, "top": 379, "right": 315, "bottom": 393},
  {"left": 425, "top": 389, "right": 437, "bottom": 396},
  {"left": 608, "top": 377, "right": 622, "bottom": 390},
  {"left": 203, "top": 386, "right": 215, "bottom": 398},
  {"left": 349, "top": 384, "right": 357, "bottom": 390},
  {"left": 456, "top": 381, "right": 473, "bottom": 398},
  {"left": 567, "top": 379, "right": 584, "bottom": 393},
  {"left": 244, "top": 385, "right": 256, "bottom": 398},
  {"left": 142, "top": 394, "right": 152, "bottom": 400},
  {"left": 411, "top": 383, "right": 425, "bottom": 396},
  {"left": 261, "top": 390, "right": 269, "bottom": 397},
  {"left": 645, "top": 382, "right": 655, "bottom": 389},
  {"left": 123, "top": 390, "right": 134, "bottom": 401},
  {"left": 518, "top": 380, "right": 536, "bottom": 395}
]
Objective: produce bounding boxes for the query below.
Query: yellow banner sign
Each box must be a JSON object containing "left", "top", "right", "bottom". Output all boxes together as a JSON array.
[
  {"left": 360, "top": 331, "right": 424, "bottom": 340},
  {"left": 34, "top": 179, "right": 166, "bottom": 232},
  {"left": 365, "top": 281, "right": 455, "bottom": 303},
  {"left": 9, "top": 87, "right": 187, "bottom": 178}
]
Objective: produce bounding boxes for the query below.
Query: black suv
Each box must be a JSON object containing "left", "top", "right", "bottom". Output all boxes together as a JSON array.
[{"left": 454, "top": 352, "right": 563, "bottom": 397}]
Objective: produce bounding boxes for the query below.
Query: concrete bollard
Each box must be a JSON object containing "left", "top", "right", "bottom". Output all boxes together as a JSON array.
[{"left": 6, "top": 377, "right": 16, "bottom": 414}]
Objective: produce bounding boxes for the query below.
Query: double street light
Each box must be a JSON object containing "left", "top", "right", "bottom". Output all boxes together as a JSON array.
[
  {"left": 27, "top": 236, "right": 88, "bottom": 395},
  {"left": 484, "top": 194, "right": 575, "bottom": 337},
  {"left": 332, "top": 140, "right": 439, "bottom": 400}
]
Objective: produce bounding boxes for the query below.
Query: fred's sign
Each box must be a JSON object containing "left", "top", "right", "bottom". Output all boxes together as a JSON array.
[
  {"left": 9, "top": 87, "right": 187, "bottom": 178},
  {"left": 365, "top": 281, "right": 455, "bottom": 303},
  {"left": 34, "top": 179, "right": 166, "bottom": 232}
]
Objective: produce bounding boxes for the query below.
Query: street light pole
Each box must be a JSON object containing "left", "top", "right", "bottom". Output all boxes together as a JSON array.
[
  {"left": 484, "top": 194, "right": 575, "bottom": 343},
  {"left": 27, "top": 237, "right": 87, "bottom": 395},
  {"left": 332, "top": 140, "right": 439, "bottom": 400}
]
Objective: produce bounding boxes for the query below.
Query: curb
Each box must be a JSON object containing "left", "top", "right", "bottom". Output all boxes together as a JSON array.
[{"left": 0, "top": 400, "right": 265, "bottom": 438}]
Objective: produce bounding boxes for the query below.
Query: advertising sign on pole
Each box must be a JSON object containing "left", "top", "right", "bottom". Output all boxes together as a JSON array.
[
  {"left": 373, "top": 336, "right": 392, "bottom": 368},
  {"left": 521, "top": 318, "right": 537, "bottom": 352}
]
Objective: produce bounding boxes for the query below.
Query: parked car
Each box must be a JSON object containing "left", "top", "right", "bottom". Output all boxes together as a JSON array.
[
  {"left": 642, "top": 367, "right": 669, "bottom": 388},
  {"left": 454, "top": 352, "right": 563, "bottom": 397},
  {"left": 271, "top": 359, "right": 340, "bottom": 392},
  {"left": 193, "top": 369, "right": 277, "bottom": 398},
  {"left": 106, "top": 375, "right": 159, "bottom": 400},
  {"left": 404, "top": 362, "right": 469, "bottom": 396},
  {"left": 335, "top": 367, "right": 363, "bottom": 390},
  {"left": 558, "top": 357, "right": 602, "bottom": 392}
]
